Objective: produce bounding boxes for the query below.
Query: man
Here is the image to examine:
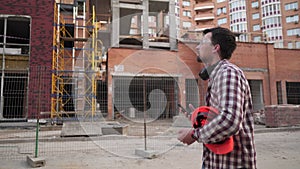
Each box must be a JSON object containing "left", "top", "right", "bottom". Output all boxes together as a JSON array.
[{"left": 177, "top": 27, "right": 257, "bottom": 169}]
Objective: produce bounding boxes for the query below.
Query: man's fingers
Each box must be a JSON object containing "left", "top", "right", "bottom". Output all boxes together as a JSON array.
[{"left": 189, "top": 104, "right": 195, "bottom": 111}]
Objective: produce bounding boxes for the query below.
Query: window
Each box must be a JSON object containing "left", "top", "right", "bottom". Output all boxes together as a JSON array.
[
  {"left": 288, "top": 42, "right": 294, "bottom": 49},
  {"left": 217, "top": 8, "right": 222, "bottom": 15},
  {"left": 182, "top": 21, "right": 191, "bottom": 29},
  {"left": 0, "top": 16, "right": 30, "bottom": 55},
  {"left": 252, "top": 13, "right": 260, "bottom": 20},
  {"left": 265, "top": 28, "right": 283, "bottom": 41},
  {"left": 231, "top": 23, "right": 247, "bottom": 33},
  {"left": 285, "top": 2, "right": 299, "bottom": 11},
  {"left": 217, "top": 7, "right": 227, "bottom": 15},
  {"left": 296, "top": 42, "right": 300, "bottom": 48},
  {"left": 217, "top": 18, "right": 227, "bottom": 25},
  {"left": 230, "top": 11, "right": 247, "bottom": 23},
  {"left": 229, "top": 0, "right": 246, "bottom": 10},
  {"left": 77, "top": 1, "right": 84, "bottom": 15},
  {"left": 253, "top": 36, "right": 261, "bottom": 42},
  {"left": 253, "top": 24, "right": 260, "bottom": 31},
  {"left": 182, "top": 0, "right": 190, "bottom": 7},
  {"left": 183, "top": 10, "right": 191, "bottom": 17},
  {"left": 263, "top": 16, "right": 282, "bottom": 28},
  {"left": 286, "top": 82, "right": 300, "bottom": 104},
  {"left": 222, "top": 7, "right": 226, "bottom": 14},
  {"left": 217, "top": 0, "right": 226, "bottom": 3},
  {"left": 276, "top": 81, "right": 283, "bottom": 104},
  {"left": 287, "top": 28, "right": 300, "bottom": 36},
  {"left": 251, "top": 1, "right": 259, "bottom": 8},
  {"left": 286, "top": 15, "right": 299, "bottom": 23}
]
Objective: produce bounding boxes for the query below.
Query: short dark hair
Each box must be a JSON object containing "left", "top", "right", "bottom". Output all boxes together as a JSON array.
[{"left": 203, "top": 27, "right": 237, "bottom": 60}]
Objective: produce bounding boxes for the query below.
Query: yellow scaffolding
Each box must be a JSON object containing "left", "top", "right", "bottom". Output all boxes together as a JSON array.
[{"left": 51, "top": 2, "right": 102, "bottom": 120}]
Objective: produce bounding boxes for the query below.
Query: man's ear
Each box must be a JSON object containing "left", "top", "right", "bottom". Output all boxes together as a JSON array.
[
  {"left": 213, "top": 44, "right": 220, "bottom": 55},
  {"left": 213, "top": 44, "right": 220, "bottom": 52}
]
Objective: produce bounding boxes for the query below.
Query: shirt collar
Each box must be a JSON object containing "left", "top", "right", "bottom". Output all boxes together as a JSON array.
[{"left": 209, "top": 59, "right": 227, "bottom": 80}]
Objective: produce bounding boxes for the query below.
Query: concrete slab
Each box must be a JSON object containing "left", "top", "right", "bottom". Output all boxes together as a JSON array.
[
  {"left": 135, "top": 148, "right": 158, "bottom": 159},
  {"left": 0, "top": 122, "right": 36, "bottom": 129},
  {"left": 61, "top": 121, "right": 103, "bottom": 137},
  {"left": 61, "top": 121, "right": 129, "bottom": 137},
  {"left": 101, "top": 122, "right": 129, "bottom": 135}
]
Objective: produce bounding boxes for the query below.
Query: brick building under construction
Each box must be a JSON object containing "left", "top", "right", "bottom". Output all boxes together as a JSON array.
[{"left": 0, "top": 0, "right": 299, "bottom": 123}]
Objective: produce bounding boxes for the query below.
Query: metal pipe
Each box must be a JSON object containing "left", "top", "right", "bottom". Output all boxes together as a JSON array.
[
  {"left": 143, "top": 75, "right": 147, "bottom": 151},
  {"left": 0, "top": 17, "right": 7, "bottom": 119}
]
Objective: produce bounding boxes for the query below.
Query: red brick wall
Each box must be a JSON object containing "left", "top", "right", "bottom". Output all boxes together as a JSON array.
[
  {"left": 107, "top": 47, "right": 203, "bottom": 118},
  {"left": 265, "top": 105, "right": 300, "bottom": 127},
  {"left": 107, "top": 42, "right": 300, "bottom": 119},
  {"left": 233, "top": 42, "right": 269, "bottom": 69},
  {"left": 0, "top": 0, "right": 54, "bottom": 118},
  {"left": 274, "top": 48, "right": 300, "bottom": 81}
]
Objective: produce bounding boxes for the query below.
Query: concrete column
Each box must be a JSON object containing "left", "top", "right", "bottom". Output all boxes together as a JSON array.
[
  {"left": 137, "top": 14, "right": 142, "bottom": 35},
  {"left": 169, "top": 0, "right": 177, "bottom": 51},
  {"left": 157, "top": 12, "right": 163, "bottom": 37},
  {"left": 143, "top": 0, "right": 149, "bottom": 49},
  {"left": 266, "top": 43, "right": 277, "bottom": 105},
  {"left": 111, "top": 0, "right": 120, "bottom": 47}
]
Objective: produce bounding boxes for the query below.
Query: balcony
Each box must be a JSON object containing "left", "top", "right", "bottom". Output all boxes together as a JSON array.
[
  {"left": 194, "top": 2, "right": 214, "bottom": 11},
  {"left": 194, "top": 14, "right": 214, "bottom": 21}
]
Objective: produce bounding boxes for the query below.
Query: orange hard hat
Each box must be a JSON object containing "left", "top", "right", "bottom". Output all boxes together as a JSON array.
[{"left": 191, "top": 106, "right": 234, "bottom": 155}]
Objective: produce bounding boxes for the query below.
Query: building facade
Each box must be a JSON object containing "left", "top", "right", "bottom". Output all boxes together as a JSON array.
[
  {"left": 0, "top": 0, "right": 53, "bottom": 120},
  {"left": 177, "top": 0, "right": 300, "bottom": 49}
]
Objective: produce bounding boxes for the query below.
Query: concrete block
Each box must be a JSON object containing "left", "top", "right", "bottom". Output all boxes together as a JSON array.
[
  {"left": 26, "top": 156, "right": 46, "bottom": 168},
  {"left": 101, "top": 124, "right": 129, "bottom": 135},
  {"left": 135, "top": 148, "right": 157, "bottom": 159}
]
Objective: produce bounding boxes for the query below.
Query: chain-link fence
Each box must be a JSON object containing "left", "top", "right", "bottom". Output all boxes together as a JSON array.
[
  {"left": 2, "top": 66, "right": 298, "bottom": 161},
  {"left": 0, "top": 66, "right": 200, "bottom": 160}
]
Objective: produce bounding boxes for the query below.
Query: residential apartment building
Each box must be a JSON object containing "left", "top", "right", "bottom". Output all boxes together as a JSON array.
[{"left": 177, "top": 0, "right": 300, "bottom": 49}]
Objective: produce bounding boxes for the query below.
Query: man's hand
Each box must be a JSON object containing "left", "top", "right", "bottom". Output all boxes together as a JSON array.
[
  {"left": 179, "top": 104, "right": 196, "bottom": 120},
  {"left": 177, "top": 128, "right": 196, "bottom": 145}
]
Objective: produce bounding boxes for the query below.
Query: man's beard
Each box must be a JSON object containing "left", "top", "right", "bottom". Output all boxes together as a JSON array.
[{"left": 197, "top": 55, "right": 202, "bottom": 62}]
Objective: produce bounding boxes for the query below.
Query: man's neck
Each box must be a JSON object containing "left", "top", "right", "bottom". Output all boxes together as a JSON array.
[{"left": 206, "top": 60, "right": 220, "bottom": 75}]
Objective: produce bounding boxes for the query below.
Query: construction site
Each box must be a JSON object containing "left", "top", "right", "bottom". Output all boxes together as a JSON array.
[
  {"left": 0, "top": 0, "right": 300, "bottom": 165},
  {"left": 0, "top": 0, "right": 298, "bottom": 121},
  {"left": 0, "top": 0, "right": 201, "bottom": 122}
]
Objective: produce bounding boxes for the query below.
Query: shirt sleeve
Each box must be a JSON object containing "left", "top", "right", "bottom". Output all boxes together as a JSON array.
[{"left": 197, "top": 66, "right": 246, "bottom": 144}]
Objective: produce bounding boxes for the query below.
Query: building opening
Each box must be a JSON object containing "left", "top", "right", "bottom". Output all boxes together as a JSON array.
[
  {"left": 113, "top": 76, "right": 179, "bottom": 119},
  {"left": 97, "top": 80, "right": 108, "bottom": 116},
  {"left": 1, "top": 72, "right": 28, "bottom": 118},
  {"left": 286, "top": 82, "right": 300, "bottom": 104},
  {"left": 0, "top": 15, "right": 31, "bottom": 119},
  {"left": 248, "top": 80, "right": 264, "bottom": 111}
]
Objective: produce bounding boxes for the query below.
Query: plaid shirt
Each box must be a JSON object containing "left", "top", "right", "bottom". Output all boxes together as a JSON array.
[{"left": 193, "top": 59, "right": 257, "bottom": 169}]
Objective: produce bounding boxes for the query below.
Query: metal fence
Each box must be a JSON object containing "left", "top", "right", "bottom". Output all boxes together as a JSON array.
[
  {"left": 1, "top": 66, "right": 299, "bottom": 161},
  {"left": 0, "top": 67, "right": 196, "bottom": 160}
]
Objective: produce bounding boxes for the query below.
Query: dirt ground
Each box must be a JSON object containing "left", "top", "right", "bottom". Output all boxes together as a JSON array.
[{"left": 0, "top": 122, "right": 300, "bottom": 169}]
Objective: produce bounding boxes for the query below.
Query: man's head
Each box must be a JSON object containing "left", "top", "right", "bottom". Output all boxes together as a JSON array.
[{"left": 196, "top": 27, "right": 237, "bottom": 65}]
